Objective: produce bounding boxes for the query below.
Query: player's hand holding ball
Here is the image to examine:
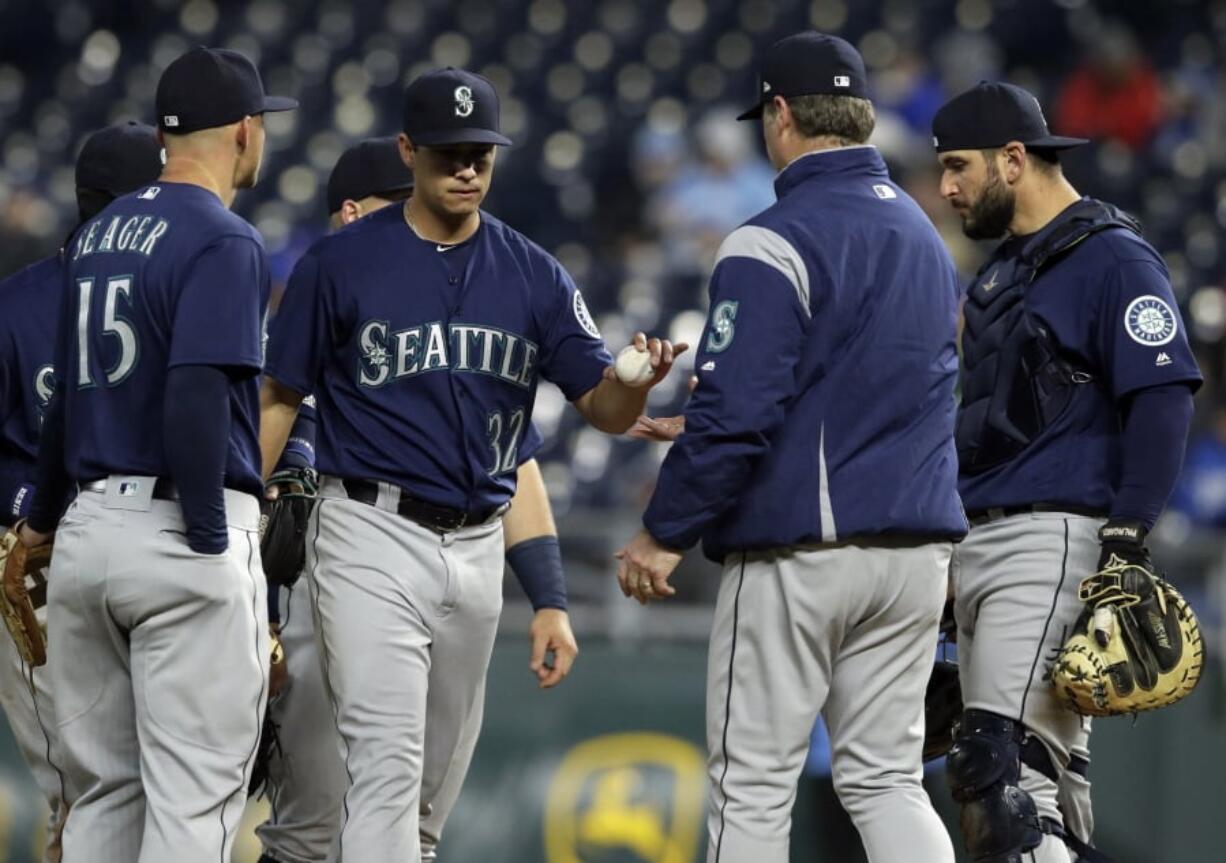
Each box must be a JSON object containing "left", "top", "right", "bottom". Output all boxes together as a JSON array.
[{"left": 604, "top": 331, "right": 688, "bottom": 389}]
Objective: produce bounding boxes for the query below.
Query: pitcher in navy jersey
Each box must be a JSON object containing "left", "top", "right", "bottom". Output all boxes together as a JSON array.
[
  {"left": 255, "top": 137, "right": 580, "bottom": 863},
  {"left": 258, "top": 68, "right": 687, "bottom": 862},
  {"left": 0, "top": 120, "right": 163, "bottom": 863},
  {"left": 17, "top": 47, "right": 296, "bottom": 862}
]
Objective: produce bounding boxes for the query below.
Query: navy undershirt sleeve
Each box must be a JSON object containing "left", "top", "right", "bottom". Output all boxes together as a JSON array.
[
  {"left": 1111, "top": 383, "right": 1196, "bottom": 531},
  {"left": 26, "top": 390, "right": 70, "bottom": 534},
  {"left": 165, "top": 365, "right": 231, "bottom": 554}
]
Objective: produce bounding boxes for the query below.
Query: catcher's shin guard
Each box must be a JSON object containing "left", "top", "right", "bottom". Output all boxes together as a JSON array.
[{"left": 946, "top": 710, "right": 1044, "bottom": 863}]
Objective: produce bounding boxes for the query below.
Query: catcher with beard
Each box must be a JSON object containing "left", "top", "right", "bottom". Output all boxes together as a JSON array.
[{"left": 930, "top": 83, "right": 1204, "bottom": 863}]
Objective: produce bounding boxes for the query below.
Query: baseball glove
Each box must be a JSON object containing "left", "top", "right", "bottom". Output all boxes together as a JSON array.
[
  {"left": 923, "top": 660, "right": 963, "bottom": 761},
  {"left": 1052, "top": 554, "right": 1203, "bottom": 717},
  {"left": 259, "top": 468, "right": 317, "bottom": 588},
  {"left": 923, "top": 599, "right": 962, "bottom": 762},
  {"left": 0, "top": 522, "right": 51, "bottom": 667}
]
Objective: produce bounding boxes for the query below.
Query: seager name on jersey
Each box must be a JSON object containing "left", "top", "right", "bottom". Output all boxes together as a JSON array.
[
  {"left": 71, "top": 213, "right": 171, "bottom": 260},
  {"left": 358, "top": 319, "right": 538, "bottom": 389}
]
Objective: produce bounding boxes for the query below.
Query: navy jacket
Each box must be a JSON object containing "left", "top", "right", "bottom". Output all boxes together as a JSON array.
[{"left": 645, "top": 146, "right": 967, "bottom": 561}]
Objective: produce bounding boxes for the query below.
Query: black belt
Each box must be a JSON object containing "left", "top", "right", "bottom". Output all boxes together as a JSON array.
[
  {"left": 965, "top": 503, "right": 1107, "bottom": 527},
  {"left": 80, "top": 477, "right": 179, "bottom": 500},
  {"left": 341, "top": 479, "right": 498, "bottom": 533}
]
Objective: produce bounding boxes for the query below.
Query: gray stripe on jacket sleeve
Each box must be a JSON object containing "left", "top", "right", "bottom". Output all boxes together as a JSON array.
[{"left": 713, "top": 225, "right": 811, "bottom": 316}]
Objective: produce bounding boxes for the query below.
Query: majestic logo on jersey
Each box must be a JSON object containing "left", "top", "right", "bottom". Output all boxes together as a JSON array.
[
  {"left": 981, "top": 269, "right": 999, "bottom": 292},
  {"left": 1124, "top": 294, "right": 1177, "bottom": 346},
  {"left": 1156, "top": 352, "right": 1172, "bottom": 367},
  {"left": 138, "top": 186, "right": 161, "bottom": 200},
  {"left": 572, "top": 290, "right": 600, "bottom": 340},
  {"left": 705, "top": 300, "right": 739, "bottom": 353},
  {"left": 72, "top": 213, "right": 171, "bottom": 260},
  {"left": 455, "top": 85, "right": 475, "bottom": 117},
  {"left": 357, "top": 320, "right": 538, "bottom": 390}
]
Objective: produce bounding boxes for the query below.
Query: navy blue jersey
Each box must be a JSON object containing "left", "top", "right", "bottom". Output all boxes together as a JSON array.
[
  {"left": 645, "top": 147, "right": 966, "bottom": 560},
  {"left": 0, "top": 255, "right": 60, "bottom": 523},
  {"left": 275, "top": 393, "right": 543, "bottom": 472},
  {"left": 58, "top": 182, "right": 270, "bottom": 494},
  {"left": 959, "top": 222, "right": 1202, "bottom": 512},
  {"left": 265, "top": 204, "right": 610, "bottom": 511}
]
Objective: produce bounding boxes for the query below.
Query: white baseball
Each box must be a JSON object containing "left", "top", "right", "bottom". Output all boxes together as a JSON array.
[{"left": 614, "top": 345, "right": 655, "bottom": 387}]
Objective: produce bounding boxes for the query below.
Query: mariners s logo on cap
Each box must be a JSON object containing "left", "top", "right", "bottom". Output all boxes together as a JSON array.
[{"left": 454, "top": 85, "right": 474, "bottom": 117}]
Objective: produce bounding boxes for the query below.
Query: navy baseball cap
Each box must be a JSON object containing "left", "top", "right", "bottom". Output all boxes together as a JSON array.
[
  {"left": 326, "top": 137, "right": 414, "bottom": 214},
  {"left": 933, "top": 82, "right": 1088, "bottom": 152},
  {"left": 737, "top": 31, "right": 869, "bottom": 121},
  {"left": 402, "top": 68, "right": 512, "bottom": 147},
  {"left": 76, "top": 121, "right": 164, "bottom": 194},
  {"left": 156, "top": 46, "right": 297, "bottom": 134}
]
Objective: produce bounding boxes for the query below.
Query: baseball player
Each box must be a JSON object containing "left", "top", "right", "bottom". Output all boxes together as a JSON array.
[
  {"left": 0, "top": 121, "right": 163, "bottom": 863},
  {"left": 615, "top": 32, "right": 966, "bottom": 863},
  {"left": 258, "top": 67, "right": 684, "bottom": 862},
  {"left": 932, "top": 82, "right": 1201, "bottom": 863},
  {"left": 14, "top": 47, "right": 296, "bottom": 861},
  {"left": 256, "top": 136, "right": 578, "bottom": 863}
]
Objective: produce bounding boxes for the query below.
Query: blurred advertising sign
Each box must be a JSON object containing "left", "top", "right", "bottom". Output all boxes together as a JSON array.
[{"left": 544, "top": 732, "right": 705, "bottom": 863}]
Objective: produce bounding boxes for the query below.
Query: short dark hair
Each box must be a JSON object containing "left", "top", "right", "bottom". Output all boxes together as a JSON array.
[{"left": 767, "top": 94, "right": 875, "bottom": 145}]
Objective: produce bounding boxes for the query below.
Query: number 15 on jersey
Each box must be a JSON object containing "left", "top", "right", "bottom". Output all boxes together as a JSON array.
[{"left": 76, "top": 275, "right": 139, "bottom": 388}]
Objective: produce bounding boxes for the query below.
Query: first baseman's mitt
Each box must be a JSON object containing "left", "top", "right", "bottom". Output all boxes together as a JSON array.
[
  {"left": 0, "top": 522, "right": 51, "bottom": 667},
  {"left": 1052, "top": 554, "right": 1203, "bottom": 717},
  {"left": 259, "top": 468, "right": 317, "bottom": 587}
]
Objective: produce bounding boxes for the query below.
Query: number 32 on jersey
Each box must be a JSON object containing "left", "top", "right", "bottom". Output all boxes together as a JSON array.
[{"left": 76, "top": 275, "right": 139, "bottom": 387}]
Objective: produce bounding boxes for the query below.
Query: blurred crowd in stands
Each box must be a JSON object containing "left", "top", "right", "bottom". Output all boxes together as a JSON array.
[{"left": 1, "top": 0, "right": 1225, "bottom": 638}]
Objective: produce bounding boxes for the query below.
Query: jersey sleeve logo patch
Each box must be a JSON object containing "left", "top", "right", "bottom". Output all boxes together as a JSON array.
[
  {"left": 705, "top": 300, "right": 739, "bottom": 353},
  {"left": 1124, "top": 295, "right": 1177, "bottom": 346},
  {"left": 573, "top": 290, "right": 601, "bottom": 340}
]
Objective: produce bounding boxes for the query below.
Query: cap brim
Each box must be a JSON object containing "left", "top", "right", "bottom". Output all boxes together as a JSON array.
[
  {"left": 1025, "top": 134, "right": 1089, "bottom": 150},
  {"left": 409, "top": 128, "right": 513, "bottom": 147},
  {"left": 736, "top": 103, "right": 764, "bottom": 121},
  {"left": 262, "top": 95, "right": 299, "bottom": 113}
]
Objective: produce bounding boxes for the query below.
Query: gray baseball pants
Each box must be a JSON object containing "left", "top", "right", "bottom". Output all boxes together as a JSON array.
[
  {"left": 307, "top": 478, "right": 504, "bottom": 863},
  {"left": 256, "top": 581, "right": 346, "bottom": 863},
  {"left": 47, "top": 478, "right": 267, "bottom": 863},
  {"left": 952, "top": 511, "right": 1102, "bottom": 863},
  {"left": 0, "top": 589, "right": 65, "bottom": 862},
  {"left": 706, "top": 539, "right": 955, "bottom": 863}
]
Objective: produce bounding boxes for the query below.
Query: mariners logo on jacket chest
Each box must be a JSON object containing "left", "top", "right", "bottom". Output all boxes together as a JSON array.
[{"left": 357, "top": 320, "right": 538, "bottom": 389}]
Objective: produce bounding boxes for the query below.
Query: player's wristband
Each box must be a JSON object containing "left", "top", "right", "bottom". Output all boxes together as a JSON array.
[
  {"left": 1098, "top": 519, "right": 1147, "bottom": 547},
  {"left": 277, "top": 440, "right": 316, "bottom": 473},
  {"left": 506, "top": 535, "right": 567, "bottom": 611},
  {"left": 6, "top": 481, "right": 35, "bottom": 525}
]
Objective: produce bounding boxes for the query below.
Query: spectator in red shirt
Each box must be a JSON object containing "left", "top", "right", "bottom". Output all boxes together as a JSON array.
[{"left": 1056, "top": 22, "right": 1164, "bottom": 150}]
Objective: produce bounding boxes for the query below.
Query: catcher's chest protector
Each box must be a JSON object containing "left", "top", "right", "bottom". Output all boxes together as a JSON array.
[{"left": 957, "top": 200, "right": 1141, "bottom": 475}]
